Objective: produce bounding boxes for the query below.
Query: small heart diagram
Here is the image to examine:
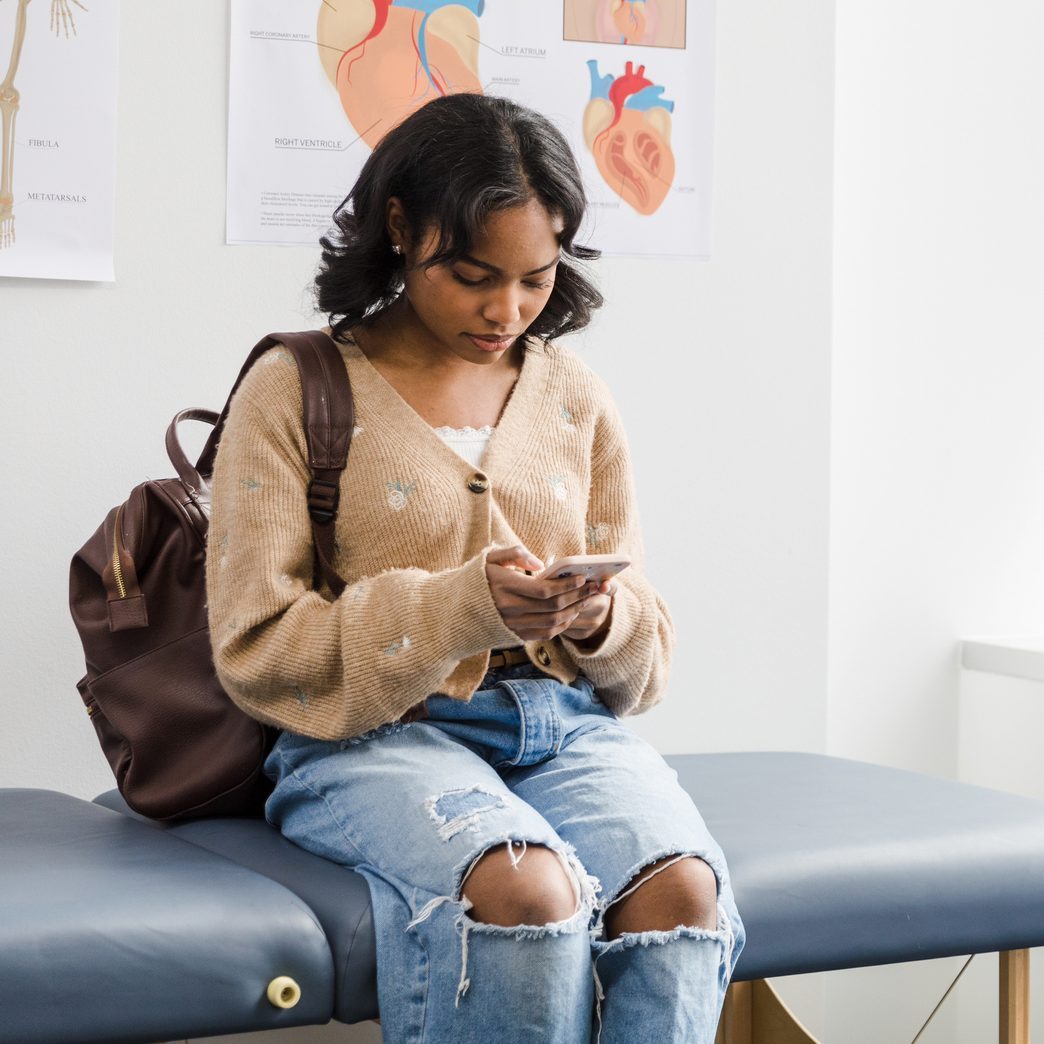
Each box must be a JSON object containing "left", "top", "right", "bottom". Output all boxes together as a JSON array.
[{"left": 584, "top": 59, "right": 676, "bottom": 215}]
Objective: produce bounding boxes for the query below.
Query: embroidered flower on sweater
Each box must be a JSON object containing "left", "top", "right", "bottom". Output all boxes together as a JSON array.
[
  {"left": 291, "top": 685, "right": 310, "bottom": 706},
  {"left": 386, "top": 480, "right": 416, "bottom": 511},
  {"left": 546, "top": 474, "right": 568, "bottom": 503},
  {"left": 241, "top": 477, "right": 262, "bottom": 492},
  {"left": 587, "top": 522, "right": 610, "bottom": 548},
  {"left": 262, "top": 350, "right": 292, "bottom": 367},
  {"left": 384, "top": 636, "right": 413, "bottom": 656},
  {"left": 560, "top": 405, "right": 577, "bottom": 433}
]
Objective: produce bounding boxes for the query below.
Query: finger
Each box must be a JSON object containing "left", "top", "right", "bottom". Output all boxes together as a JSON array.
[
  {"left": 492, "top": 571, "right": 581, "bottom": 607},
  {"left": 500, "top": 573, "right": 591, "bottom": 606},
  {"left": 542, "top": 581, "right": 597, "bottom": 611},
  {"left": 530, "top": 592, "right": 605, "bottom": 613},
  {"left": 487, "top": 565, "right": 558, "bottom": 602},
  {"left": 500, "top": 598, "right": 584, "bottom": 626},
  {"left": 486, "top": 545, "right": 544, "bottom": 572},
  {"left": 560, "top": 607, "right": 594, "bottom": 639},
  {"left": 528, "top": 575, "right": 599, "bottom": 603},
  {"left": 499, "top": 591, "right": 609, "bottom": 639},
  {"left": 509, "top": 602, "right": 587, "bottom": 634},
  {"left": 562, "top": 594, "right": 609, "bottom": 626}
]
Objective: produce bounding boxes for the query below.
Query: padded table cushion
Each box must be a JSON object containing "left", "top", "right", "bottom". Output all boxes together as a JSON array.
[
  {"left": 97, "top": 750, "right": 1044, "bottom": 1018},
  {"left": 2, "top": 789, "right": 334, "bottom": 1043},
  {"left": 94, "top": 788, "right": 379, "bottom": 1024},
  {"left": 673, "top": 752, "right": 1044, "bottom": 979}
]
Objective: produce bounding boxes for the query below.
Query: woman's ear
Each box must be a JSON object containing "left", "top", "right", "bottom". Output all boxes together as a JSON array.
[{"left": 385, "top": 197, "right": 411, "bottom": 253}]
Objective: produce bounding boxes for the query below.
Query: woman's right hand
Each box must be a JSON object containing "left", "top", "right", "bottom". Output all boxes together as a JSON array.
[{"left": 485, "top": 546, "right": 598, "bottom": 642}]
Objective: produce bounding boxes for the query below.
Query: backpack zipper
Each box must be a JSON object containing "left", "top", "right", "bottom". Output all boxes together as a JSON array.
[{"left": 112, "top": 506, "right": 127, "bottom": 599}]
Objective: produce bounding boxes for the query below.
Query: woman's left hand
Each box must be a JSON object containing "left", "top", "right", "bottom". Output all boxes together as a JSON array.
[{"left": 560, "top": 580, "right": 616, "bottom": 643}]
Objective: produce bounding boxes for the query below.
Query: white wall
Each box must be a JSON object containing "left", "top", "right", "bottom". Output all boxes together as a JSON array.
[
  {"left": 827, "top": 0, "right": 1044, "bottom": 776},
  {"left": 590, "top": 0, "right": 835, "bottom": 757},
  {"left": 0, "top": 0, "right": 834, "bottom": 807},
  {"left": 960, "top": 664, "right": 1044, "bottom": 803},
  {"left": 811, "top": 2, "right": 1044, "bottom": 1041}
]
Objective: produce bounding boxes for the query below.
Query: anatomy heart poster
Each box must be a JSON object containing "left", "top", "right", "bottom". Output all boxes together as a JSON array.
[
  {"left": 0, "top": 0, "right": 118, "bottom": 282},
  {"left": 227, "top": 1, "right": 714, "bottom": 259}
]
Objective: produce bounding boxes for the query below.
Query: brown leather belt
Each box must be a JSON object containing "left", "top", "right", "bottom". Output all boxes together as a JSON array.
[{"left": 487, "top": 647, "right": 529, "bottom": 669}]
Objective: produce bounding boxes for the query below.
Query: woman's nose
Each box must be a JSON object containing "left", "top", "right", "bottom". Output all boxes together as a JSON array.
[{"left": 482, "top": 284, "right": 522, "bottom": 327}]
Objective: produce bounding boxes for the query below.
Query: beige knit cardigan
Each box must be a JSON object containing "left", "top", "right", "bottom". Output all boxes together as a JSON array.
[{"left": 205, "top": 335, "right": 675, "bottom": 739}]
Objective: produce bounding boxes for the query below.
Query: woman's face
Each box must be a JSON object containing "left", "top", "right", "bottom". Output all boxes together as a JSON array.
[{"left": 399, "top": 198, "right": 564, "bottom": 365}]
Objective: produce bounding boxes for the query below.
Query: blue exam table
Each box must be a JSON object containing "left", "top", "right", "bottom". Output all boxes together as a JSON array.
[{"left": 3, "top": 752, "right": 1043, "bottom": 1042}]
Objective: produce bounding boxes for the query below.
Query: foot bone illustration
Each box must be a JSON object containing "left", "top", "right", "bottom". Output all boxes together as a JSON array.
[
  {"left": 0, "top": 0, "right": 29, "bottom": 248},
  {"left": 1, "top": 0, "right": 86, "bottom": 249},
  {"left": 316, "top": 0, "right": 483, "bottom": 150},
  {"left": 584, "top": 59, "right": 675, "bottom": 215},
  {"left": 50, "top": 0, "right": 85, "bottom": 38}
]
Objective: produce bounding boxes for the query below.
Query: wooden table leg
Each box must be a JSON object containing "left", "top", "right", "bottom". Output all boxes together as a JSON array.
[
  {"left": 716, "top": 952, "right": 1032, "bottom": 1044},
  {"left": 1000, "top": 949, "right": 1029, "bottom": 1044},
  {"left": 716, "top": 981, "right": 753, "bottom": 1044},
  {"left": 715, "top": 979, "right": 819, "bottom": 1044}
]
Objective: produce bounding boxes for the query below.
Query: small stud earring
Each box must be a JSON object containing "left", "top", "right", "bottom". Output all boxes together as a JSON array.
[{"left": 392, "top": 244, "right": 403, "bottom": 255}]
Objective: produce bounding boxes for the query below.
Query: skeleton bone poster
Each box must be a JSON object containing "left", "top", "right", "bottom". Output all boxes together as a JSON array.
[
  {"left": 0, "top": 0, "right": 118, "bottom": 282},
  {"left": 227, "top": 0, "right": 715, "bottom": 259}
]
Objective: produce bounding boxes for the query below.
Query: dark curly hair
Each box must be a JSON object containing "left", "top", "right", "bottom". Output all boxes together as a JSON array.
[{"left": 315, "top": 93, "right": 603, "bottom": 343}]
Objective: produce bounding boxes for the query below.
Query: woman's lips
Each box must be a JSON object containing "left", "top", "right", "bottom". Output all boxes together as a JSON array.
[{"left": 464, "top": 334, "right": 515, "bottom": 352}]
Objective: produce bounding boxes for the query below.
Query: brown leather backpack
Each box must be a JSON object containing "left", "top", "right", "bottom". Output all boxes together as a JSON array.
[{"left": 69, "top": 331, "right": 354, "bottom": 820}]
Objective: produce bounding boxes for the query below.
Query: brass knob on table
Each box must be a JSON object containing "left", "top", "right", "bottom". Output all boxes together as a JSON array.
[{"left": 267, "top": 975, "right": 302, "bottom": 1009}]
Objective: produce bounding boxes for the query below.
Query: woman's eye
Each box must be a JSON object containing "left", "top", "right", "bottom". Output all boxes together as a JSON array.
[{"left": 451, "top": 272, "right": 553, "bottom": 291}]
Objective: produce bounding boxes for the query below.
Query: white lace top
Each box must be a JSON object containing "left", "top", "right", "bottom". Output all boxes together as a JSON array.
[{"left": 432, "top": 425, "right": 495, "bottom": 469}]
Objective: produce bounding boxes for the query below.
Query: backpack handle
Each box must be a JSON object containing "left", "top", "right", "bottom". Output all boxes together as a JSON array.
[{"left": 166, "top": 408, "right": 220, "bottom": 499}]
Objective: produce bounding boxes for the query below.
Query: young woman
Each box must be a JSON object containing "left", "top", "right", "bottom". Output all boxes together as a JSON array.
[{"left": 206, "top": 92, "right": 743, "bottom": 1042}]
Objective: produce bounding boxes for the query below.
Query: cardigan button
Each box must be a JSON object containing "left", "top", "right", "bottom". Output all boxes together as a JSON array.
[
  {"left": 467, "top": 474, "right": 489, "bottom": 494},
  {"left": 536, "top": 646, "right": 552, "bottom": 667}
]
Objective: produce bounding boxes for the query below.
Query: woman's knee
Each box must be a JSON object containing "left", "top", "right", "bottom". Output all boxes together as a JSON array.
[
  {"left": 604, "top": 854, "right": 719, "bottom": 938},
  {"left": 461, "top": 841, "right": 580, "bottom": 927}
]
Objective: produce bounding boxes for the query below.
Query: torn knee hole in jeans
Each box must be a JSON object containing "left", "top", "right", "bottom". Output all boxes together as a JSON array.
[
  {"left": 405, "top": 836, "right": 602, "bottom": 1010},
  {"left": 588, "top": 850, "right": 738, "bottom": 1042},
  {"left": 592, "top": 849, "right": 730, "bottom": 939},
  {"left": 588, "top": 911, "right": 738, "bottom": 1044}
]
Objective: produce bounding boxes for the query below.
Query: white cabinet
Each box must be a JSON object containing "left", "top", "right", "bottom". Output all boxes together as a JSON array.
[{"left": 959, "top": 637, "right": 1044, "bottom": 802}]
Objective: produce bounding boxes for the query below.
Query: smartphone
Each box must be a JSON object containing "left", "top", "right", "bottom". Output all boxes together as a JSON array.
[{"left": 535, "top": 554, "right": 632, "bottom": 583}]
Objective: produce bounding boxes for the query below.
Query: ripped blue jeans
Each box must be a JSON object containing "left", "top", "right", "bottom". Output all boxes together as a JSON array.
[{"left": 263, "top": 662, "right": 745, "bottom": 1043}]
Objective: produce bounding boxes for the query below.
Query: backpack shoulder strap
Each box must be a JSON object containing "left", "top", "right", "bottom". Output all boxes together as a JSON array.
[{"left": 197, "top": 330, "right": 354, "bottom": 598}]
